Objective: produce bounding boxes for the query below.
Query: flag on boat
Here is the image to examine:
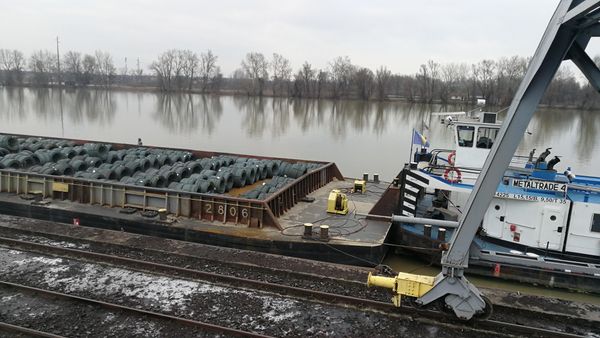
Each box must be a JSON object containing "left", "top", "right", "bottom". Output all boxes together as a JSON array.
[{"left": 412, "top": 129, "right": 430, "bottom": 147}]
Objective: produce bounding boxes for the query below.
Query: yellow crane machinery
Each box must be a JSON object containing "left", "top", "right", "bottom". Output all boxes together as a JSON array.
[{"left": 367, "top": 272, "right": 434, "bottom": 307}]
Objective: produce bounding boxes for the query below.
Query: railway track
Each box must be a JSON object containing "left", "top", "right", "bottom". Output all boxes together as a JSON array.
[
  {"left": 0, "top": 280, "right": 269, "bottom": 338},
  {"left": 0, "top": 235, "right": 595, "bottom": 337},
  {"left": 0, "top": 321, "right": 65, "bottom": 338}
]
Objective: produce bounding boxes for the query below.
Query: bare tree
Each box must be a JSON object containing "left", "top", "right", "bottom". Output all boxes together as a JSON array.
[
  {"left": 150, "top": 50, "right": 176, "bottom": 91},
  {"left": 270, "top": 53, "right": 292, "bottom": 96},
  {"left": 416, "top": 60, "right": 439, "bottom": 102},
  {"left": 63, "top": 51, "right": 83, "bottom": 86},
  {"left": 496, "top": 56, "right": 527, "bottom": 105},
  {"left": 209, "top": 70, "right": 223, "bottom": 93},
  {"left": 199, "top": 50, "right": 219, "bottom": 93},
  {"left": 178, "top": 50, "right": 198, "bottom": 91},
  {"left": 439, "top": 63, "right": 461, "bottom": 103},
  {"left": 402, "top": 75, "right": 419, "bottom": 102},
  {"left": 171, "top": 51, "right": 187, "bottom": 90},
  {"left": 0, "top": 49, "right": 10, "bottom": 71},
  {"left": 544, "top": 64, "right": 578, "bottom": 106},
  {"left": 375, "top": 66, "right": 392, "bottom": 100},
  {"left": 472, "top": 59, "right": 497, "bottom": 103},
  {"left": 94, "top": 50, "right": 116, "bottom": 88},
  {"left": 29, "top": 50, "right": 57, "bottom": 85},
  {"left": 329, "top": 56, "right": 355, "bottom": 99},
  {"left": 292, "top": 62, "right": 315, "bottom": 98},
  {"left": 354, "top": 67, "right": 374, "bottom": 100},
  {"left": 316, "top": 70, "right": 328, "bottom": 99},
  {"left": 241, "top": 52, "right": 269, "bottom": 96},
  {"left": 0, "top": 49, "right": 25, "bottom": 85},
  {"left": 82, "top": 54, "right": 97, "bottom": 86}
]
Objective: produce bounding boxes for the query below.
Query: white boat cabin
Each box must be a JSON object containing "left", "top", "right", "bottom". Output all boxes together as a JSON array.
[{"left": 452, "top": 112, "right": 501, "bottom": 169}]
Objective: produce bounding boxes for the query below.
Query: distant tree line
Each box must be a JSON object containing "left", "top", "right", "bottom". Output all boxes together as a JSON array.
[
  {"left": 1, "top": 47, "right": 600, "bottom": 108},
  {"left": 0, "top": 48, "right": 124, "bottom": 88}
]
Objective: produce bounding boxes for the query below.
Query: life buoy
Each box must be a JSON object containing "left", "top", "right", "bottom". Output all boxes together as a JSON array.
[
  {"left": 444, "top": 167, "right": 462, "bottom": 183},
  {"left": 447, "top": 151, "right": 456, "bottom": 166}
]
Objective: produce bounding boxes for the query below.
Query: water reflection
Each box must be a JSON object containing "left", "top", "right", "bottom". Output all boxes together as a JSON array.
[
  {"left": 1, "top": 87, "right": 599, "bottom": 177},
  {"left": 574, "top": 110, "right": 600, "bottom": 163},
  {"left": 271, "top": 98, "right": 290, "bottom": 137},
  {"left": 0, "top": 87, "right": 26, "bottom": 121},
  {"left": 153, "top": 93, "right": 222, "bottom": 134},
  {"left": 292, "top": 99, "right": 319, "bottom": 132},
  {"left": 67, "top": 89, "right": 116, "bottom": 125},
  {"left": 234, "top": 96, "right": 268, "bottom": 137}
]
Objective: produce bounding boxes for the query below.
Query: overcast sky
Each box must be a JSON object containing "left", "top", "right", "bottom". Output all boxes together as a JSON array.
[{"left": 1, "top": 0, "right": 595, "bottom": 76}]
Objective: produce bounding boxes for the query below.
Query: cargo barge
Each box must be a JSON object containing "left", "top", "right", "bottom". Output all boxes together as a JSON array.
[{"left": 0, "top": 133, "right": 393, "bottom": 265}]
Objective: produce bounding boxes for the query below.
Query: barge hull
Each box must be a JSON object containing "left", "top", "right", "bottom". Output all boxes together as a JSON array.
[{"left": 0, "top": 192, "right": 388, "bottom": 266}]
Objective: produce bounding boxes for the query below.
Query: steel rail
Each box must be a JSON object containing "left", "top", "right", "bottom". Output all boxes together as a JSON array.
[{"left": 0, "top": 322, "right": 66, "bottom": 338}]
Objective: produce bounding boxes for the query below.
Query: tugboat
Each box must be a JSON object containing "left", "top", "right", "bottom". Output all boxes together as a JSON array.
[{"left": 389, "top": 110, "right": 600, "bottom": 292}]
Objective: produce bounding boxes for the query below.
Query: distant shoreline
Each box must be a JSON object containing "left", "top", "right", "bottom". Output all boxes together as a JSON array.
[{"left": 0, "top": 83, "right": 591, "bottom": 111}]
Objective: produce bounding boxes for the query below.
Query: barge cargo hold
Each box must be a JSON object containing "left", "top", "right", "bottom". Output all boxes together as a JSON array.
[{"left": 0, "top": 133, "right": 392, "bottom": 265}]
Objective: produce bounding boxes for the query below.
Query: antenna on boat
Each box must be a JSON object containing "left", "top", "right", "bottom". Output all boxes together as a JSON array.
[{"left": 495, "top": 106, "right": 510, "bottom": 114}]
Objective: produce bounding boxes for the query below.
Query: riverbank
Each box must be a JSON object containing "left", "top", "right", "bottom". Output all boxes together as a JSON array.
[{"left": 2, "top": 83, "right": 598, "bottom": 111}]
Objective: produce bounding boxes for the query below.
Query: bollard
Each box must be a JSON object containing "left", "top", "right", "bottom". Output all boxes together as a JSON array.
[
  {"left": 437, "top": 227, "right": 446, "bottom": 241},
  {"left": 303, "top": 223, "right": 313, "bottom": 238},
  {"left": 320, "top": 225, "right": 329, "bottom": 240},
  {"left": 424, "top": 224, "right": 432, "bottom": 239},
  {"left": 363, "top": 173, "right": 369, "bottom": 182},
  {"left": 374, "top": 173, "right": 380, "bottom": 183},
  {"left": 158, "top": 208, "right": 167, "bottom": 221}
]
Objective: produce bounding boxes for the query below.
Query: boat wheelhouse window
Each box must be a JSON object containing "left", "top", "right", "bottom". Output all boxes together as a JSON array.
[
  {"left": 457, "top": 126, "right": 475, "bottom": 147},
  {"left": 592, "top": 214, "right": 600, "bottom": 233},
  {"left": 476, "top": 127, "right": 499, "bottom": 149}
]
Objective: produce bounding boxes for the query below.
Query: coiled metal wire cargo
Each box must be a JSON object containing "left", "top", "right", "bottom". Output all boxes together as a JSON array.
[{"left": 0, "top": 133, "right": 342, "bottom": 229}]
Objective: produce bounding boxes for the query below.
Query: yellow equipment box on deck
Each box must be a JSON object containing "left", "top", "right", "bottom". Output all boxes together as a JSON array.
[
  {"left": 327, "top": 189, "right": 349, "bottom": 215},
  {"left": 353, "top": 180, "right": 366, "bottom": 194}
]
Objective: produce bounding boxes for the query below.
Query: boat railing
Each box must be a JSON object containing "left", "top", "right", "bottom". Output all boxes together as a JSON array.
[
  {"left": 264, "top": 162, "right": 344, "bottom": 218},
  {"left": 424, "top": 150, "right": 531, "bottom": 176},
  {"left": 427, "top": 148, "right": 454, "bottom": 167}
]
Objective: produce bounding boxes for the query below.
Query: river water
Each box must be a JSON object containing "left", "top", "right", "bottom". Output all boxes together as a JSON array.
[
  {"left": 1, "top": 87, "right": 599, "bottom": 180},
  {"left": 1, "top": 87, "right": 600, "bottom": 303}
]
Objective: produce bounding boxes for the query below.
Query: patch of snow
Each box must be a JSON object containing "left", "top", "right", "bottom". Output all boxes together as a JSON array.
[
  {"left": 103, "top": 312, "right": 116, "bottom": 324},
  {"left": 17, "top": 235, "right": 90, "bottom": 249},
  {"left": 132, "top": 321, "right": 160, "bottom": 337},
  {"left": 0, "top": 295, "right": 18, "bottom": 302},
  {"left": 260, "top": 297, "right": 301, "bottom": 322},
  {"left": 11, "top": 256, "right": 63, "bottom": 266},
  {"left": 42, "top": 263, "right": 230, "bottom": 312}
]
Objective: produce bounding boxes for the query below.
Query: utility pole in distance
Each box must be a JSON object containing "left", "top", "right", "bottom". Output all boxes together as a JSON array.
[{"left": 56, "top": 36, "right": 62, "bottom": 87}]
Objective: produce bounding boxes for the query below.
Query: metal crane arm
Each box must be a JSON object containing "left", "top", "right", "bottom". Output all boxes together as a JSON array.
[{"left": 415, "top": 0, "right": 600, "bottom": 320}]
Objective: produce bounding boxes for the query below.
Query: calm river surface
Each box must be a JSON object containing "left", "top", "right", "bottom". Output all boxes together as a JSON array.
[
  {"left": 1, "top": 87, "right": 600, "bottom": 302},
  {"left": 1, "top": 87, "right": 599, "bottom": 180}
]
